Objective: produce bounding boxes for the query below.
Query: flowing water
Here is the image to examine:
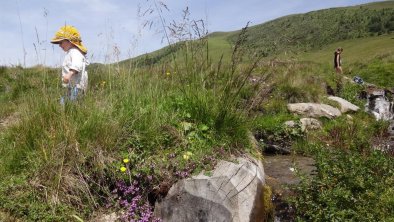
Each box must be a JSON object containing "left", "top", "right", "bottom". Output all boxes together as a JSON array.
[
  {"left": 365, "top": 89, "right": 394, "bottom": 155},
  {"left": 263, "top": 155, "right": 316, "bottom": 222}
]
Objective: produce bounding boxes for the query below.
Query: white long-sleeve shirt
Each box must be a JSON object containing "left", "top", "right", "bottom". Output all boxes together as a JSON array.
[{"left": 62, "top": 47, "right": 88, "bottom": 90}]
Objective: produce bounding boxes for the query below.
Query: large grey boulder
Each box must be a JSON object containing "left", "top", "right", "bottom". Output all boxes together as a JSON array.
[
  {"left": 287, "top": 103, "right": 341, "bottom": 119},
  {"left": 328, "top": 96, "right": 360, "bottom": 113},
  {"left": 154, "top": 157, "right": 267, "bottom": 222}
]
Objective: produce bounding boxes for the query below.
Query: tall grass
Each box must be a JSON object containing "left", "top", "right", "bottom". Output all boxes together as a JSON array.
[{"left": 0, "top": 16, "right": 268, "bottom": 220}]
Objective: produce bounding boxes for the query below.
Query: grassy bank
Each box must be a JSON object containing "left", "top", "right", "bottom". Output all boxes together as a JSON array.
[{"left": 2, "top": 9, "right": 394, "bottom": 221}]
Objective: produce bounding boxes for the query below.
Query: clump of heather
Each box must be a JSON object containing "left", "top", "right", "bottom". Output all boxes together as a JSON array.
[{"left": 113, "top": 180, "right": 161, "bottom": 222}]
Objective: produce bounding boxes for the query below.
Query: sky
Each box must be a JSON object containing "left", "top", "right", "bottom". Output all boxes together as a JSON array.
[{"left": 0, "top": 0, "right": 384, "bottom": 67}]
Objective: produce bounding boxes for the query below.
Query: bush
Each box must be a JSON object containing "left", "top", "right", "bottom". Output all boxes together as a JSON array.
[{"left": 293, "top": 149, "right": 394, "bottom": 221}]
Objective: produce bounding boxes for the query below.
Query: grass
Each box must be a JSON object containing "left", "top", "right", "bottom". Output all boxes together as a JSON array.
[
  {"left": 1, "top": 46, "right": 394, "bottom": 221},
  {"left": 2, "top": 2, "right": 394, "bottom": 221},
  {"left": 299, "top": 33, "right": 394, "bottom": 66},
  {"left": 0, "top": 27, "right": 262, "bottom": 221}
]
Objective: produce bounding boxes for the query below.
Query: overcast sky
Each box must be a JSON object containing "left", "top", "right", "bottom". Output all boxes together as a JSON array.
[{"left": 0, "top": 0, "right": 384, "bottom": 67}]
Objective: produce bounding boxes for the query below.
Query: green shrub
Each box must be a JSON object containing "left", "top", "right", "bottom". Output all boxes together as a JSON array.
[
  {"left": 293, "top": 149, "right": 394, "bottom": 221},
  {"left": 315, "top": 113, "right": 385, "bottom": 152}
]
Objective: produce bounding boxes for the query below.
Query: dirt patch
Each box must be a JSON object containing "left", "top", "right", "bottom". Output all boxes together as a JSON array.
[
  {"left": 0, "top": 209, "right": 20, "bottom": 222},
  {"left": 0, "top": 112, "right": 20, "bottom": 131}
]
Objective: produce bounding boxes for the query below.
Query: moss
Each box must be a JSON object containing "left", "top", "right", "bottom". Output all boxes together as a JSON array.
[{"left": 261, "top": 185, "right": 274, "bottom": 221}]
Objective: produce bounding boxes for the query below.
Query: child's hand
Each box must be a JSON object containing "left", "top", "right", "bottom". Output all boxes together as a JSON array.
[
  {"left": 62, "top": 70, "right": 77, "bottom": 83},
  {"left": 62, "top": 73, "right": 72, "bottom": 83}
]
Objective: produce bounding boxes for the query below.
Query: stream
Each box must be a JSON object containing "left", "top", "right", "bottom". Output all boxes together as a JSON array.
[{"left": 263, "top": 155, "right": 316, "bottom": 222}]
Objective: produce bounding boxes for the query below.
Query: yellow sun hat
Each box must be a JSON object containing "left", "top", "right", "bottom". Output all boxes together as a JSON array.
[{"left": 51, "top": 25, "right": 87, "bottom": 54}]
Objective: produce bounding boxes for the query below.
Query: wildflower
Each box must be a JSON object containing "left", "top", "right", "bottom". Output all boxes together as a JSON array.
[
  {"left": 183, "top": 151, "right": 193, "bottom": 160},
  {"left": 166, "top": 71, "right": 171, "bottom": 76},
  {"left": 120, "top": 166, "right": 127, "bottom": 172},
  {"left": 123, "top": 158, "right": 130, "bottom": 164}
]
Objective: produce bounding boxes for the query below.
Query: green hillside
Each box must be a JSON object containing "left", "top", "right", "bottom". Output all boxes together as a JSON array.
[
  {"left": 300, "top": 34, "right": 394, "bottom": 64},
  {"left": 227, "top": 1, "right": 394, "bottom": 55},
  {"left": 121, "top": 1, "right": 394, "bottom": 66}
]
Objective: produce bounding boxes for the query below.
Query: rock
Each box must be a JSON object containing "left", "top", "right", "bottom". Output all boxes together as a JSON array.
[
  {"left": 89, "top": 212, "right": 119, "bottom": 222},
  {"left": 263, "top": 155, "right": 316, "bottom": 186},
  {"left": 287, "top": 103, "right": 341, "bottom": 119},
  {"left": 248, "top": 131, "right": 261, "bottom": 151},
  {"left": 300, "top": 118, "right": 322, "bottom": 132},
  {"left": 286, "top": 118, "right": 322, "bottom": 132},
  {"left": 327, "top": 96, "right": 360, "bottom": 113},
  {"left": 154, "top": 157, "right": 267, "bottom": 222},
  {"left": 284, "top": 120, "right": 296, "bottom": 128},
  {"left": 389, "top": 121, "right": 394, "bottom": 136},
  {"left": 264, "top": 144, "right": 291, "bottom": 155},
  {"left": 365, "top": 90, "right": 394, "bottom": 121}
]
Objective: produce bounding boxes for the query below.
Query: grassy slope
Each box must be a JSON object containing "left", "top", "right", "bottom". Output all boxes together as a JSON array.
[
  {"left": 121, "top": 1, "right": 394, "bottom": 66},
  {"left": 296, "top": 33, "right": 394, "bottom": 87},
  {"left": 227, "top": 1, "right": 394, "bottom": 54},
  {"left": 299, "top": 33, "right": 394, "bottom": 65}
]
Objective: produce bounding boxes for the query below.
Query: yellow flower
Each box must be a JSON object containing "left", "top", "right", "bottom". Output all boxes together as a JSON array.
[
  {"left": 183, "top": 151, "right": 193, "bottom": 160},
  {"left": 166, "top": 71, "right": 171, "bottom": 76},
  {"left": 120, "top": 166, "right": 127, "bottom": 172},
  {"left": 123, "top": 158, "right": 129, "bottom": 164}
]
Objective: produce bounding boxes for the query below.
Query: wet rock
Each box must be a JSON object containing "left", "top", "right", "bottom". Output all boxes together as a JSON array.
[
  {"left": 365, "top": 89, "right": 394, "bottom": 121},
  {"left": 264, "top": 144, "right": 291, "bottom": 155},
  {"left": 263, "top": 155, "right": 316, "bottom": 186},
  {"left": 287, "top": 103, "right": 341, "bottom": 119}
]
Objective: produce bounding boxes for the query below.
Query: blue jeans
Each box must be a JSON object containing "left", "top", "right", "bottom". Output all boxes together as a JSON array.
[{"left": 60, "top": 86, "right": 79, "bottom": 105}]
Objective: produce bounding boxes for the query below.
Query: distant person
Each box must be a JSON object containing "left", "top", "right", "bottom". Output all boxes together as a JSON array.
[
  {"left": 334, "top": 47, "right": 343, "bottom": 74},
  {"left": 50, "top": 25, "right": 89, "bottom": 104}
]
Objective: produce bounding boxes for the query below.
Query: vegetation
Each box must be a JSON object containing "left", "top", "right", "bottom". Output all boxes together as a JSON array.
[
  {"left": 120, "top": 1, "right": 394, "bottom": 66},
  {"left": 1, "top": 1, "right": 394, "bottom": 221},
  {"left": 231, "top": 1, "right": 394, "bottom": 56}
]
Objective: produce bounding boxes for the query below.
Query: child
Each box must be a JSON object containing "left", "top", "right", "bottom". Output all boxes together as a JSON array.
[{"left": 51, "top": 25, "right": 88, "bottom": 104}]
